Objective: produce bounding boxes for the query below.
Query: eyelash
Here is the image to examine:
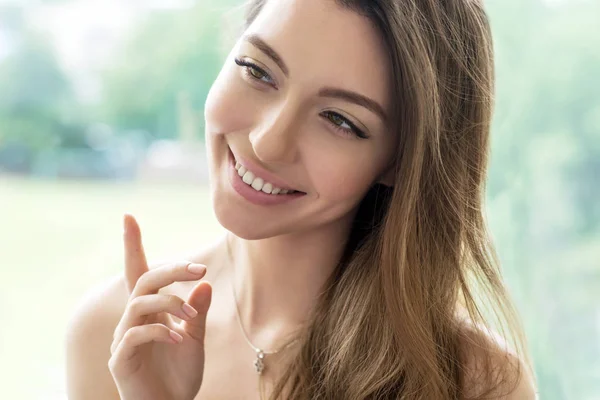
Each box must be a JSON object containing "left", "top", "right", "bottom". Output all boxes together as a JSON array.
[
  {"left": 234, "top": 57, "right": 369, "bottom": 140},
  {"left": 320, "top": 111, "right": 368, "bottom": 139}
]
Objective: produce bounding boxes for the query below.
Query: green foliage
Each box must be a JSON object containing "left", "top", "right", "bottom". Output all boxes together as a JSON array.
[
  {"left": 487, "top": 0, "right": 600, "bottom": 398},
  {"left": 0, "top": 32, "right": 78, "bottom": 151},
  {"left": 0, "top": 0, "right": 598, "bottom": 397},
  {"left": 98, "top": 4, "right": 234, "bottom": 139}
]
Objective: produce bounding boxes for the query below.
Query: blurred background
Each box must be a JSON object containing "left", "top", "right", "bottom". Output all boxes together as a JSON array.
[{"left": 0, "top": 0, "right": 598, "bottom": 398}]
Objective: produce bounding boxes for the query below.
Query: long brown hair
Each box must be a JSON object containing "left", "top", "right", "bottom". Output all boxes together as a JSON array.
[{"left": 240, "top": 0, "right": 533, "bottom": 398}]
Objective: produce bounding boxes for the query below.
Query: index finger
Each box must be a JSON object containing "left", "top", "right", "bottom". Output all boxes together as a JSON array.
[
  {"left": 123, "top": 213, "right": 149, "bottom": 294},
  {"left": 130, "top": 261, "right": 206, "bottom": 298}
]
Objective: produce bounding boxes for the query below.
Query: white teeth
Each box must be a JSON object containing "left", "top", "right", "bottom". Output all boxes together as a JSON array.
[
  {"left": 242, "top": 171, "right": 255, "bottom": 184},
  {"left": 251, "top": 177, "right": 264, "bottom": 191},
  {"left": 261, "top": 182, "right": 273, "bottom": 194},
  {"left": 234, "top": 160, "right": 297, "bottom": 195}
]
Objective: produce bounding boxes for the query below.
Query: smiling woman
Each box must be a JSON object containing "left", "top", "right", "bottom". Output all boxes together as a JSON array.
[{"left": 66, "top": 0, "right": 537, "bottom": 399}]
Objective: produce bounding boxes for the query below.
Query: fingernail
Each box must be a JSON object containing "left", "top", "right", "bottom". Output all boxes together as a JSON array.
[
  {"left": 169, "top": 330, "right": 183, "bottom": 343},
  {"left": 187, "top": 263, "right": 206, "bottom": 275},
  {"left": 123, "top": 214, "right": 128, "bottom": 234},
  {"left": 182, "top": 303, "right": 198, "bottom": 319}
]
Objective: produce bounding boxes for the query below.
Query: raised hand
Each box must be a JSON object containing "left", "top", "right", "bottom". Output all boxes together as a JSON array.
[{"left": 108, "top": 214, "right": 212, "bottom": 400}]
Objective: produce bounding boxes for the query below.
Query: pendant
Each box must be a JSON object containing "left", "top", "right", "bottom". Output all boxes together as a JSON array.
[{"left": 254, "top": 349, "right": 265, "bottom": 374}]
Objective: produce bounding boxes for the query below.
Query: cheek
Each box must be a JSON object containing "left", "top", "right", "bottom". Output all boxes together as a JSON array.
[
  {"left": 310, "top": 149, "right": 378, "bottom": 204},
  {"left": 204, "top": 67, "right": 257, "bottom": 137}
]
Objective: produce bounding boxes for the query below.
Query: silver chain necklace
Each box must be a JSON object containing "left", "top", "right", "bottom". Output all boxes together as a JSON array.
[{"left": 226, "top": 235, "right": 299, "bottom": 375}]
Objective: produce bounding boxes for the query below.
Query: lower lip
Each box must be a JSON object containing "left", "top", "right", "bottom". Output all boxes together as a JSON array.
[{"left": 227, "top": 149, "right": 306, "bottom": 206}]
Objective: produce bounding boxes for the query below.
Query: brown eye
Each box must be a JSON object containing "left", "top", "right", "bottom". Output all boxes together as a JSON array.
[
  {"left": 328, "top": 113, "right": 344, "bottom": 126},
  {"left": 321, "top": 111, "right": 369, "bottom": 139},
  {"left": 249, "top": 66, "right": 266, "bottom": 80},
  {"left": 234, "top": 58, "right": 274, "bottom": 86}
]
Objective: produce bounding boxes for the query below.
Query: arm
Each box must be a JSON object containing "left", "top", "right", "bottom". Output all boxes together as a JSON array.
[{"left": 65, "top": 274, "right": 129, "bottom": 400}]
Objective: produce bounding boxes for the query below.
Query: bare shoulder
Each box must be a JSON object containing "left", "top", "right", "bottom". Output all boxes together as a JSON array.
[
  {"left": 65, "top": 273, "right": 129, "bottom": 400},
  {"left": 64, "top": 238, "right": 225, "bottom": 399},
  {"left": 458, "top": 322, "right": 538, "bottom": 399}
]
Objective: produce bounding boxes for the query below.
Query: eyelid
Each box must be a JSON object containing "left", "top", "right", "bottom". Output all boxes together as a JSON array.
[
  {"left": 321, "top": 111, "right": 369, "bottom": 139},
  {"left": 235, "top": 57, "right": 278, "bottom": 87},
  {"left": 327, "top": 108, "right": 369, "bottom": 136},
  {"left": 235, "top": 56, "right": 370, "bottom": 138}
]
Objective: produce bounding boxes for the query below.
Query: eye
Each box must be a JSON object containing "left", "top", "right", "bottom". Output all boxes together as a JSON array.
[
  {"left": 321, "top": 111, "right": 369, "bottom": 139},
  {"left": 234, "top": 58, "right": 275, "bottom": 86}
]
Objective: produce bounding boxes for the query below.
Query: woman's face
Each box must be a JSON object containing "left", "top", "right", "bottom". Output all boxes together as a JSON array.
[{"left": 204, "top": 0, "right": 396, "bottom": 240}]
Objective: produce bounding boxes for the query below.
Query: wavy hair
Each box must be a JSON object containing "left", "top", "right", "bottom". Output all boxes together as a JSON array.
[{"left": 238, "top": 0, "right": 533, "bottom": 398}]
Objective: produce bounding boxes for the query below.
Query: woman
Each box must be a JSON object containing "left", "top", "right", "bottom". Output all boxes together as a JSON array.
[{"left": 66, "top": 0, "right": 538, "bottom": 398}]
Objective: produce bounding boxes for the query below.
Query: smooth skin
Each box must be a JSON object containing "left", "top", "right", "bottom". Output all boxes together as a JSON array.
[
  {"left": 66, "top": 215, "right": 288, "bottom": 400},
  {"left": 66, "top": 213, "right": 214, "bottom": 400},
  {"left": 66, "top": 0, "right": 537, "bottom": 397},
  {"left": 65, "top": 216, "right": 538, "bottom": 400},
  {"left": 107, "top": 214, "right": 212, "bottom": 400}
]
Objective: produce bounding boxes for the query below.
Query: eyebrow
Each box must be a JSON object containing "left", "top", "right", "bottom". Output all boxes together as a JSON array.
[
  {"left": 243, "top": 33, "right": 388, "bottom": 122},
  {"left": 244, "top": 34, "right": 289, "bottom": 76},
  {"left": 318, "top": 87, "right": 388, "bottom": 122}
]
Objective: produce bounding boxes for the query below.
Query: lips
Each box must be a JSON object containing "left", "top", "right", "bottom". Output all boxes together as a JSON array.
[
  {"left": 227, "top": 148, "right": 306, "bottom": 206},
  {"left": 228, "top": 148, "right": 304, "bottom": 194}
]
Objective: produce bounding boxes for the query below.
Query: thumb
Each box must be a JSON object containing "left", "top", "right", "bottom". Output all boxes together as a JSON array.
[
  {"left": 181, "top": 280, "right": 212, "bottom": 342},
  {"left": 123, "top": 213, "right": 149, "bottom": 294}
]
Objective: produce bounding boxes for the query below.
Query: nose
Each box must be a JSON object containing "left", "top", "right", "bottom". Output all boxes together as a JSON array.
[{"left": 248, "top": 104, "right": 300, "bottom": 165}]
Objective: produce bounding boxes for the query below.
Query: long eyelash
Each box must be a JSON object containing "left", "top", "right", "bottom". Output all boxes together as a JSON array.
[
  {"left": 234, "top": 58, "right": 273, "bottom": 85},
  {"left": 235, "top": 58, "right": 367, "bottom": 140},
  {"left": 322, "top": 111, "right": 369, "bottom": 139}
]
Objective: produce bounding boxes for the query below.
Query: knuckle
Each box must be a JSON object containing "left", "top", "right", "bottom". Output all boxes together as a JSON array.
[
  {"left": 167, "top": 294, "right": 183, "bottom": 308},
  {"left": 168, "top": 261, "right": 182, "bottom": 274},
  {"left": 137, "top": 271, "right": 151, "bottom": 288},
  {"left": 107, "top": 356, "right": 123, "bottom": 375},
  {"left": 175, "top": 260, "right": 191, "bottom": 274},
  {"left": 122, "top": 327, "right": 137, "bottom": 343},
  {"left": 128, "top": 296, "right": 142, "bottom": 312},
  {"left": 124, "top": 303, "right": 141, "bottom": 321},
  {"left": 151, "top": 323, "right": 169, "bottom": 336}
]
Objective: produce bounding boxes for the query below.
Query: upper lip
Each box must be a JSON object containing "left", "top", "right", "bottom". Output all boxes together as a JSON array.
[{"left": 231, "top": 150, "right": 302, "bottom": 192}]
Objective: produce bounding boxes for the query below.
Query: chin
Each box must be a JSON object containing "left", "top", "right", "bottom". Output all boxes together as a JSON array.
[{"left": 211, "top": 194, "right": 276, "bottom": 240}]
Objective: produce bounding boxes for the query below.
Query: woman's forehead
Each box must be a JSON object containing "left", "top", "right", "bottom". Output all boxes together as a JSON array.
[{"left": 243, "top": 0, "right": 391, "bottom": 112}]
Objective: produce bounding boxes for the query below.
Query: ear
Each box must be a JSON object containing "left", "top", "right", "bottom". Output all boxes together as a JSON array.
[{"left": 377, "top": 164, "right": 395, "bottom": 188}]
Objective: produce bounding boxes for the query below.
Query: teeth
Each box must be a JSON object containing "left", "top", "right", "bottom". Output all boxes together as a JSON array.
[
  {"left": 251, "top": 177, "right": 263, "bottom": 191},
  {"left": 242, "top": 170, "right": 255, "bottom": 185},
  {"left": 234, "top": 160, "right": 295, "bottom": 195},
  {"left": 261, "top": 182, "right": 273, "bottom": 194}
]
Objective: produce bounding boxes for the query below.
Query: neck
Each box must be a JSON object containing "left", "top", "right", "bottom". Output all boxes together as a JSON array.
[{"left": 226, "top": 216, "right": 354, "bottom": 350}]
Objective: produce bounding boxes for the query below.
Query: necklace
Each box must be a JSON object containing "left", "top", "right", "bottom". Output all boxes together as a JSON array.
[{"left": 226, "top": 235, "right": 299, "bottom": 375}]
